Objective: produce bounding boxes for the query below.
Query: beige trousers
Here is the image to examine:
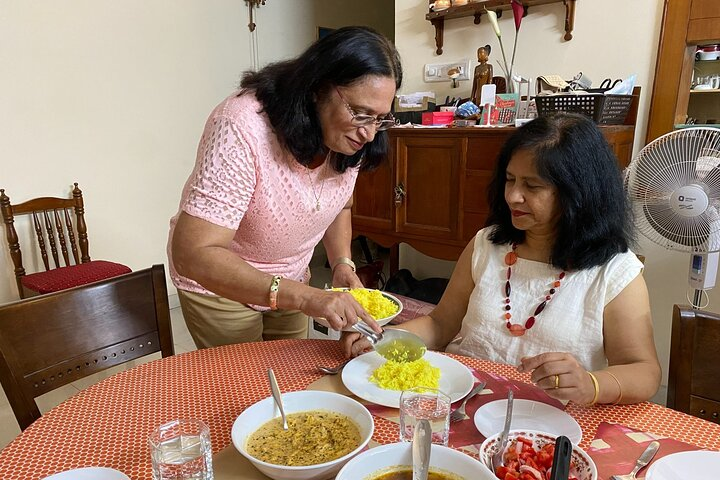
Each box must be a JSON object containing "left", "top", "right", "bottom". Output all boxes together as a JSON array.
[{"left": 177, "top": 289, "right": 308, "bottom": 349}]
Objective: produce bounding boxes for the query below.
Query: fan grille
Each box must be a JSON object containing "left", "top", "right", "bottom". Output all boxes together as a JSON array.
[{"left": 626, "top": 128, "right": 720, "bottom": 253}]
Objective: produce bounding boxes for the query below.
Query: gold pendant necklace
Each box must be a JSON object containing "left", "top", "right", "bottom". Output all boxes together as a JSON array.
[{"left": 306, "top": 150, "right": 331, "bottom": 211}]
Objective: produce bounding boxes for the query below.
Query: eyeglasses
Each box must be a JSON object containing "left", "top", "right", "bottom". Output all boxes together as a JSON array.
[{"left": 335, "top": 87, "right": 397, "bottom": 131}]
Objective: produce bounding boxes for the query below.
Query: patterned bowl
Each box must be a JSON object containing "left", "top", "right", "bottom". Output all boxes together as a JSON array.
[{"left": 479, "top": 429, "right": 597, "bottom": 480}]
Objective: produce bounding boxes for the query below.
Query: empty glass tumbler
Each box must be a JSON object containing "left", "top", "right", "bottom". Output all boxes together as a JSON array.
[{"left": 149, "top": 419, "right": 213, "bottom": 480}]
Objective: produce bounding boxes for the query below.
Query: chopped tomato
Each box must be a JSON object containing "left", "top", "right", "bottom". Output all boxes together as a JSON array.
[{"left": 492, "top": 438, "right": 580, "bottom": 480}]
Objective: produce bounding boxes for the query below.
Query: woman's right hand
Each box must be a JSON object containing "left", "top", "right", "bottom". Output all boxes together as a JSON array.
[
  {"left": 340, "top": 331, "right": 373, "bottom": 358},
  {"left": 300, "top": 288, "right": 381, "bottom": 333}
]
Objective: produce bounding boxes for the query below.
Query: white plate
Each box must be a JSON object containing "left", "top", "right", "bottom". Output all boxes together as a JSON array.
[
  {"left": 473, "top": 398, "right": 582, "bottom": 445},
  {"left": 646, "top": 451, "right": 720, "bottom": 480},
  {"left": 42, "top": 467, "right": 130, "bottom": 480},
  {"left": 341, "top": 350, "right": 474, "bottom": 408}
]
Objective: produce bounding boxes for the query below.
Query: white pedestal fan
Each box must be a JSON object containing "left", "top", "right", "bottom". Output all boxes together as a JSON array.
[{"left": 625, "top": 127, "right": 720, "bottom": 308}]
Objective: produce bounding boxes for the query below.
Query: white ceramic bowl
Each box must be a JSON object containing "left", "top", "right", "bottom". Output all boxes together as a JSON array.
[
  {"left": 231, "top": 391, "right": 374, "bottom": 480},
  {"left": 332, "top": 287, "right": 404, "bottom": 327},
  {"left": 479, "top": 430, "right": 597, "bottom": 480},
  {"left": 336, "top": 442, "right": 496, "bottom": 480}
]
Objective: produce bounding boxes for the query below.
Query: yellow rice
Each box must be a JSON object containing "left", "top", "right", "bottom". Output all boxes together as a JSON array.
[
  {"left": 334, "top": 288, "right": 398, "bottom": 320},
  {"left": 370, "top": 358, "right": 440, "bottom": 391}
]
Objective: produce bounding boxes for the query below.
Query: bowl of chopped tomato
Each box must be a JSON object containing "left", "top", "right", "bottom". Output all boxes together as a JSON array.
[{"left": 479, "top": 430, "right": 597, "bottom": 480}]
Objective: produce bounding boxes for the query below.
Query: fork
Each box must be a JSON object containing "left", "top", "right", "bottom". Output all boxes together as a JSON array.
[
  {"left": 317, "top": 358, "right": 352, "bottom": 375},
  {"left": 449, "top": 381, "right": 486, "bottom": 422}
]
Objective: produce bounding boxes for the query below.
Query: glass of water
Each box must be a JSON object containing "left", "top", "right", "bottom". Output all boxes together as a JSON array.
[
  {"left": 399, "top": 387, "right": 451, "bottom": 446},
  {"left": 149, "top": 419, "right": 213, "bottom": 480}
]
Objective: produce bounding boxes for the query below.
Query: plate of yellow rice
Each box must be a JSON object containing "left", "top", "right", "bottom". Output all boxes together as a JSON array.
[
  {"left": 330, "top": 288, "right": 403, "bottom": 327},
  {"left": 341, "top": 351, "right": 474, "bottom": 408}
]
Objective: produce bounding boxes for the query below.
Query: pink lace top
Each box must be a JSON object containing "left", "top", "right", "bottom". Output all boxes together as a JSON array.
[{"left": 167, "top": 92, "right": 358, "bottom": 302}]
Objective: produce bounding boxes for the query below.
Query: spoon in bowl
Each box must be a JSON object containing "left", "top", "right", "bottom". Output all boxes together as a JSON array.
[{"left": 267, "top": 368, "right": 288, "bottom": 430}]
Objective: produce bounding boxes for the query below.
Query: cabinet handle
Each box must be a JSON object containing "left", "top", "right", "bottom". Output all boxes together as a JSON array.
[{"left": 394, "top": 183, "right": 406, "bottom": 206}]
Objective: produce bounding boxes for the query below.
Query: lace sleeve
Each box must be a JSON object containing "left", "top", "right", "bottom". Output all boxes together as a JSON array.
[{"left": 181, "top": 115, "right": 257, "bottom": 230}]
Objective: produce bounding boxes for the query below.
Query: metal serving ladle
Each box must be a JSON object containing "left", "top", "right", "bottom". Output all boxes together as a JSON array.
[{"left": 352, "top": 322, "right": 427, "bottom": 363}]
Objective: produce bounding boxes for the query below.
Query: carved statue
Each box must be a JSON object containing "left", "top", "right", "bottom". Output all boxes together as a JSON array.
[{"left": 471, "top": 45, "right": 494, "bottom": 106}]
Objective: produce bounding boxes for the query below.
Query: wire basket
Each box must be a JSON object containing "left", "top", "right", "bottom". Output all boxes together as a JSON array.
[{"left": 535, "top": 93, "right": 633, "bottom": 125}]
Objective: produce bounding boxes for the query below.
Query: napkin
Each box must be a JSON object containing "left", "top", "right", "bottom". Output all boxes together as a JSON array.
[{"left": 587, "top": 422, "right": 702, "bottom": 480}]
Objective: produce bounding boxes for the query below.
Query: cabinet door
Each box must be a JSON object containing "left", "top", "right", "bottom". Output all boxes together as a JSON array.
[
  {"left": 353, "top": 154, "right": 394, "bottom": 232},
  {"left": 395, "top": 136, "right": 462, "bottom": 239}
]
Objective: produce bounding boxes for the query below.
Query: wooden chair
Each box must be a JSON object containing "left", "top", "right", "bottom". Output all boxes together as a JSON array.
[
  {"left": 0, "top": 183, "right": 131, "bottom": 298},
  {"left": 667, "top": 304, "right": 720, "bottom": 425},
  {"left": 0, "top": 265, "right": 174, "bottom": 430}
]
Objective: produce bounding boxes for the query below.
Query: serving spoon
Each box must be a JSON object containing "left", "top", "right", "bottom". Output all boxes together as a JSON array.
[
  {"left": 267, "top": 368, "right": 288, "bottom": 430},
  {"left": 352, "top": 322, "right": 427, "bottom": 363}
]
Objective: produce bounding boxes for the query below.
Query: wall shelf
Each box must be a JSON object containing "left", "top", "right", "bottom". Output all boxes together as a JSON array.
[{"left": 426, "top": 0, "right": 576, "bottom": 55}]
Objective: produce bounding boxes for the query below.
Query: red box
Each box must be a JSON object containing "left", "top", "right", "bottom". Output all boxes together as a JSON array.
[{"left": 421, "top": 111, "right": 455, "bottom": 125}]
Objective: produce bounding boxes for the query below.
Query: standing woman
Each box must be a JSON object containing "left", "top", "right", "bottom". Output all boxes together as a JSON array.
[{"left": 169, "top": 26, "right": 402, "bottom": 348}]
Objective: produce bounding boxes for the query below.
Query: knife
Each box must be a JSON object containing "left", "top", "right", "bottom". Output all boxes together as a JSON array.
[{"left": 412, "top": 419, "right": 432, "bottom": 480}]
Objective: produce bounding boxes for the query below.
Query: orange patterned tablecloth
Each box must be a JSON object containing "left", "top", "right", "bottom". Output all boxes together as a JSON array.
[{"left": 0, "top": 339, "right": 718, "bottom": 479}]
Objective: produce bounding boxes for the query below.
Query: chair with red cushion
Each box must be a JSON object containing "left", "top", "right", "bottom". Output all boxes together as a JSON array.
[{"left": 0, "top": 183, "right": 131, "bottom": 299}]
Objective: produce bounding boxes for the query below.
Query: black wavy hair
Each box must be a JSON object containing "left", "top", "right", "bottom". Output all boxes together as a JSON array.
[
  {"left": 240, "top": 26, "right": 402, "bottom": 173},
  {"left": 485, "top": 112, "right": 633, "bottom": 270}
]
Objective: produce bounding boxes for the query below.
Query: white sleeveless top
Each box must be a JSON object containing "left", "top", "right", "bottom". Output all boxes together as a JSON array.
[{"left": 446, "top": 228, "right": 643, "bottom": 371}]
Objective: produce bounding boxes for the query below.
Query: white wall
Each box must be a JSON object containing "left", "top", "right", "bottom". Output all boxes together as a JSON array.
[
  {"left": 394, "top": 0, "right": 718, "bottom": 404},
  {"left": 0, "top": 0, "right": 315, "bottom": 303}
]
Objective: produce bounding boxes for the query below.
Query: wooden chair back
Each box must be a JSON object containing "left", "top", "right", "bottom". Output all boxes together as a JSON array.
[
  {"left": 667, "top": 304, "right": 720, "bottom": 424},
  {"left": 0, "top": 183, "right": 89, "bottom": 297},
  {"left": 0, "top": 265, "right": 174, "bottom": 430}
]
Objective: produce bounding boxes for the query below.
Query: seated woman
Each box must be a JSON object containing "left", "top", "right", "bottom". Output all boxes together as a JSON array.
[{"left": 343, "top": 112, "right": 661, "bottom": 405}]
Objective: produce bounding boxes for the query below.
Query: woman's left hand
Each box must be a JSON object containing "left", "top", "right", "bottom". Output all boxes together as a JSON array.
[
  {"left": 331, "top": 264, "right": 364, "bottom": 289},
  {"left": 518, "top": 352, "right": 596, "bottom": 405}
]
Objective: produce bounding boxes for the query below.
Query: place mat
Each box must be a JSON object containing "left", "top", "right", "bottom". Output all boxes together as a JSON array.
[
  {"left": 305, "top": 365, "right": 566, "bottom": 451},
  {"left": 587, "top": 422, "right": 703, "bottom": 480}
]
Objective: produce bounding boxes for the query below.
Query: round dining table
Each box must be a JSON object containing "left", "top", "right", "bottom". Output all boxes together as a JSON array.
[{"left": 0, "top": 339, "right": 718, "bottom": 479}]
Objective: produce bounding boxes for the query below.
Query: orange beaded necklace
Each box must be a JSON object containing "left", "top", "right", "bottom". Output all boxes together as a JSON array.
[{"left": 503, "top": 243, "right": 565, "bottom": 337}]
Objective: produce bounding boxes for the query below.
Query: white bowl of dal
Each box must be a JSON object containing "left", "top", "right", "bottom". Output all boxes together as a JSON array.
[
  {"left": 336, "top": 442, "right": 496, "bottom": 480},
  {"left": 231, "top": 390, "right": 374, "bottom": 480}
]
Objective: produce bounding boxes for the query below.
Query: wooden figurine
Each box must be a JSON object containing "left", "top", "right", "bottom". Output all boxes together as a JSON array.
[{"left": 471, "top": 45, "right": 494, "bottom": 106}]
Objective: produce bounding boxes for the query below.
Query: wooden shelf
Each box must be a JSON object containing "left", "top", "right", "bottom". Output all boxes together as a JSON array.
[
  {"left": 690, "top": 88, "right": 720, "bottom": 93},
  {"left": 425, "top": 0, "right": 575, "bottom": 55}
]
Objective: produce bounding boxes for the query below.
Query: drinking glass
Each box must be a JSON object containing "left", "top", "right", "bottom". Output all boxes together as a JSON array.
[
  {"left": 149, "top": 419, "right": 214, "bottom": 480},
  {"left": 399, "top": 386, "right": 451, "bottom": 446}
]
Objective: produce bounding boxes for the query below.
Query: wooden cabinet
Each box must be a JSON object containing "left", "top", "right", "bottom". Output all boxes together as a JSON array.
[
  {"left": 353, "top": 121, "right": 638, "bottom": 271},
  {"left": 646, "top": 0, "right": 720, "bottom": 142}
]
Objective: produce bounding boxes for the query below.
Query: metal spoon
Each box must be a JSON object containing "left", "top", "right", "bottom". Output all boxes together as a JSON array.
[
  {"left": 352, "top": 322, "right": 427, "bottom": 362},
  {"left": 412, "top": 419, "right": 432, "bottom": 480},
  {"left": 490, "top": 389, "right": 514, "bottom": 471},
  {"left": 267, "top": 368, "right": 288, "bottom": 430}
]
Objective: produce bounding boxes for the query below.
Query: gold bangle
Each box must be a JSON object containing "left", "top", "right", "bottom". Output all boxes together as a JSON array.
[
  {"left": 586, "top": 371, "right": 600, "bottom": 406},
  {"left": 605, "top": 370, "right": 623, "bottom": 405},
  {"left": 331, "top": 256, "right": 356, "bottom": 273}
]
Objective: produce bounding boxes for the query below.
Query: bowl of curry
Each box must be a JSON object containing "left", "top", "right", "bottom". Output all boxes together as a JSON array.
[
  {"left": 336, "top": 441, "right": 495, "bottom": 480},
  {"left": 231, "top": 390, "right": 374, "bottom": 480}
]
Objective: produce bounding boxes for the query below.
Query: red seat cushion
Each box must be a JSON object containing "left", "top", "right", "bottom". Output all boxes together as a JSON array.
[
  {"left": 21, "top": 260, "right": 132, "bottom": 294},
  {"left": 389, "top": 293, "right": 436, "bottom": 324}
]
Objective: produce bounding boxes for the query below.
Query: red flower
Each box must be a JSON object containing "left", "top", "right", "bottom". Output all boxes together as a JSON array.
[{"left": 511, "top": 0, "right": 524, "bottom": 31}]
